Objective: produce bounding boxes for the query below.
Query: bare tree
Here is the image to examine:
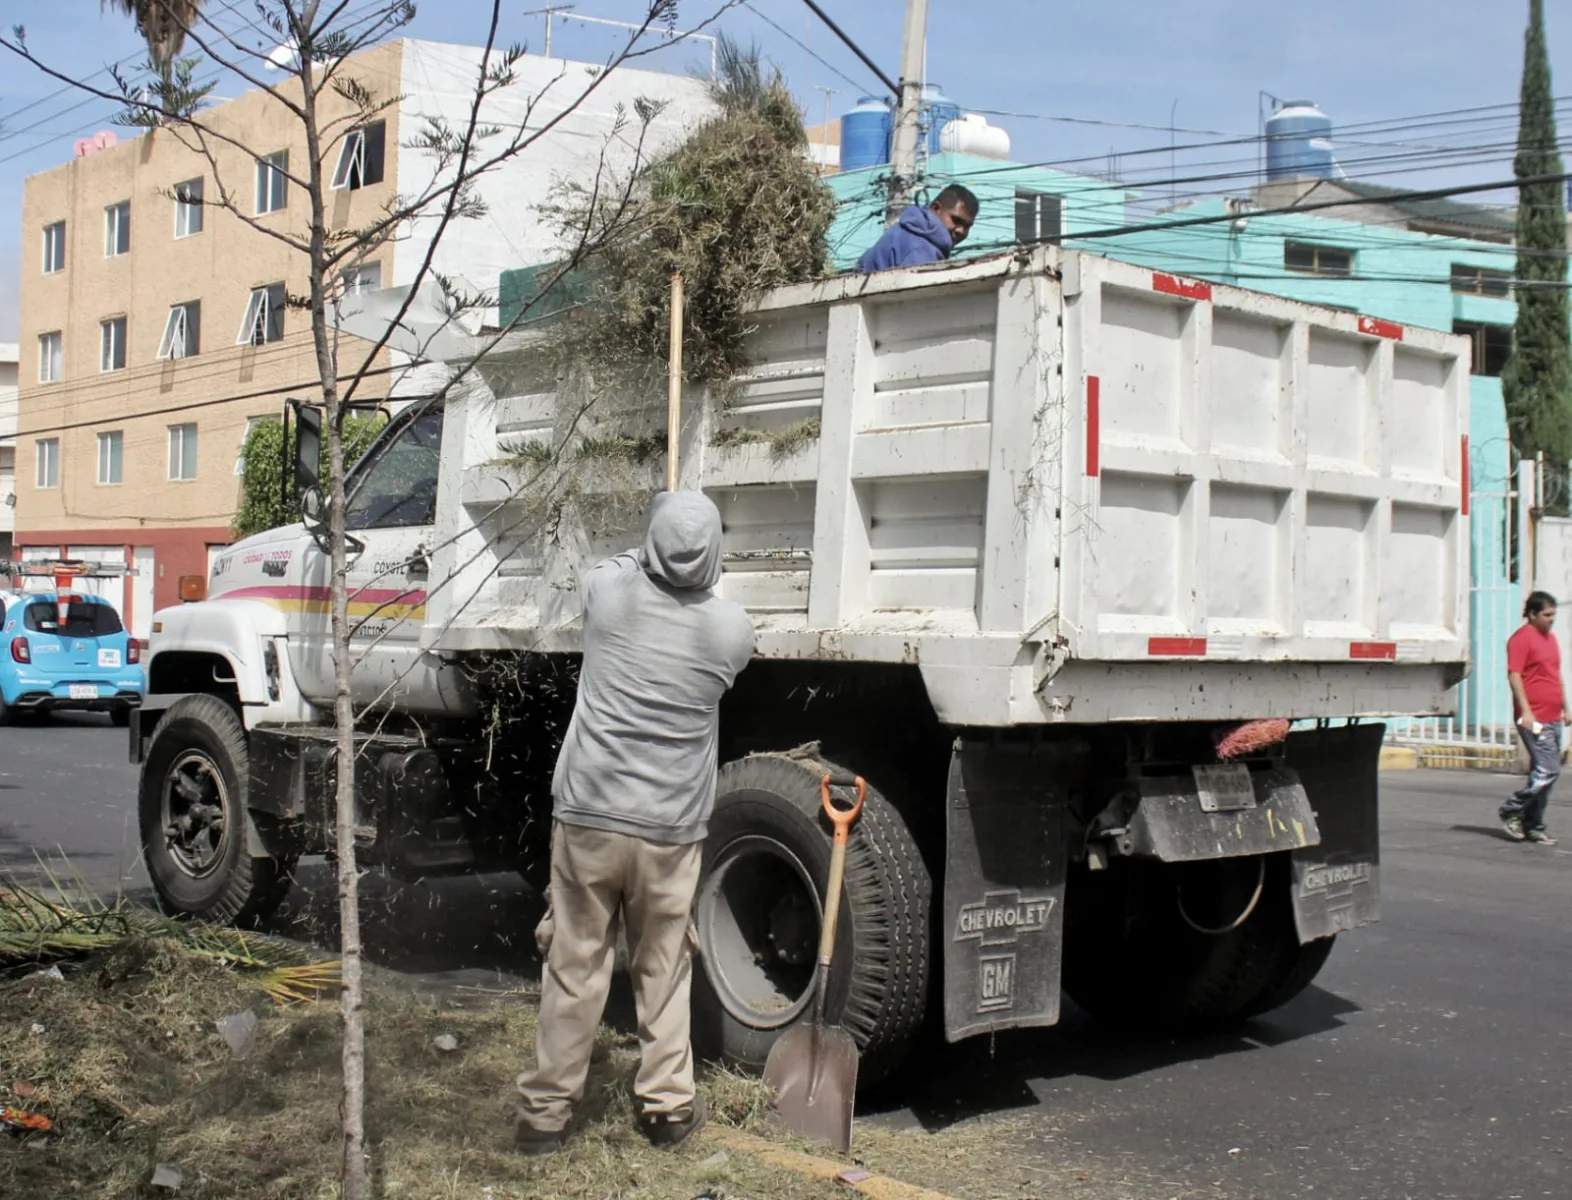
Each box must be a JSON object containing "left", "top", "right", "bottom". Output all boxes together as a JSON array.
[{"left": 3, "top": 3, "right": 732, "bottom": 1194}]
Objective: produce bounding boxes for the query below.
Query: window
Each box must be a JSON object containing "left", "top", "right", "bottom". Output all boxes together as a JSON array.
[
  {"left": 168, "top": 423, "right": 198, "bottom": 480},
  {"left": 1014, "top": 189, "right": 1063, "bottom": 245},
  {"left": 175, "top": 178, "right": 204, "bottom": 237},
  {"left": 24, "top": 600, "right": 122, "bottom": 637},
  {"left": 255, "top": 150, "right": 288, "bottom": 214},
  {"left": 100, "top": 316, "right": 127, "bottom": 372},
  {"left": 237, "top": 282, "right": 286, "bottom": 345},
  {"left": 35, "top": 438, "right": 59, "bottom": 488},
  {"left": 105, "top": 201, "right": 131, "bottom": 256},
  {"left": 37, "top": 331, "right": 62, "bottom": 383},
  {"left": 1284, "top": 241, "right": 1353, "bottom": 277},
  {"left": 1450, "top": 263, "right": 1511, "bottom": 298},
  {"left": 331, "top": 121, "right": 386, "bottom": 191},
  {"left": 235, "top": 415, "right": 275, "bottom": 475},
  {"left": 42, "top": 221, "right": 65, "bottom": 273},
  {"left": 341, "top": 262, "right": 382, "bottom": 296},
  {"left": 158, "top": 301, "right": 202, "bottom": 360},
  {"left": 1455, "top": 319, "right": 1513, "bottom": 377},
  {"left": 97, "top": 431, "right": 124, "bottom": 485},
  {"left": 345, "top": 410, "right": 443, "bottom": 530}
]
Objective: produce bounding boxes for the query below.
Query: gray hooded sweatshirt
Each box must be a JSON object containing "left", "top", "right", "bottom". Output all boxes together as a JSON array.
[{"left": 552, "top": 491, "right": 756, "bottom": 845}]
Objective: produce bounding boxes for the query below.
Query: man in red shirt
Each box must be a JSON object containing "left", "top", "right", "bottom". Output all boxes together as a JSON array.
[{"left": 1502, "top": 591, "right": 1565, "bottom": 844}]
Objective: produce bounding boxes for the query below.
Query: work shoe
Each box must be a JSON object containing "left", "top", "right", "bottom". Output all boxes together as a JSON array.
[
  {"left": 514, "top": 1118, "right": 567, "bottom": 1156},
  {"left": 1501, "top": 814, "right": 1526, "bottom": 841},
  {"left": 1526, "top": 828, "right": 1558, "bottom": 846},
  {"left": 639, "top": 1093, "right": 708, "bottom": 1150}
]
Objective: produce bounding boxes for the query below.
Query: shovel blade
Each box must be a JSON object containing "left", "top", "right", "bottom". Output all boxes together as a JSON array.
[{"left": 762, "top": 1022, "right": 859, "bottom": 1153}]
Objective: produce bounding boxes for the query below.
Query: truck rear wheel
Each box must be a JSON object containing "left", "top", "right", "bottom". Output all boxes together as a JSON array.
[
  {"left": 1062, "top": 853, "right": 1323, "bottom": 1029},
  {"left": 138, "top": 694, "right": 294, "bottom": 926},
  {"left": 691, "top": 754, "right": 931, "bottom": 1087}
]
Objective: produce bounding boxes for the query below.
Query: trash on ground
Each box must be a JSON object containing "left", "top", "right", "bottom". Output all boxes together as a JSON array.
[
  {"left": 31, "top": 965, "right": 65, "bottom": 981},
  {"left": 699, "top": 1150, "right": 730, "bottom": 1169},
  {"left": 28, "top": 1023, "right": 44, "bottom": 1035},
  {"left": 12, "top": 1081, "right": 36, "bottom": 1098},
  {"left": 150, "top": 1162, "right": 184, "bottom": 1190},
  {"left": 1, "top": 1105, "right": 53, "bottom": 1133},
  {"left": 433, "top": 1032, "right": 459, "bottom": 1052},
  {"left": 215, "top": 1010, "right": 258, "bottom": 1058},
  {"left": 839, "top": 1169, "right": 874, "bottom": 1185}
]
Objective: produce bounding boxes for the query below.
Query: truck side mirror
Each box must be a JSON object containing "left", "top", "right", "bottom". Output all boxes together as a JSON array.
[{"left": 293, "top": 402, "right": 322, "bottom": 503}]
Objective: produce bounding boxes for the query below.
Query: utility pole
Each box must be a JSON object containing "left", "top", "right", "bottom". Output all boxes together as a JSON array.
[{"left": 885, "top": 0, "right": 928, "bottom": 224}]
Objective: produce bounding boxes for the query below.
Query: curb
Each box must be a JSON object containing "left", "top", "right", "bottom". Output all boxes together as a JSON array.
[
  {"left": 707, "top": 1127, "right": 959, "bottom": 1200},
  {"left": 1383, "top": 743, "right": 1526, "bottom": 772}
]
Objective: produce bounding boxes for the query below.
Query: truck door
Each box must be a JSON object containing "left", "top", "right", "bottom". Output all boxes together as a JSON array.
[{"left": 295, "top": 406, "right": 447, "bottom": 711}]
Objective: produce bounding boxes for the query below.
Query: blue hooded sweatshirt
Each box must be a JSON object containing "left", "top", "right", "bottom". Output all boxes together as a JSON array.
[{"left": 855, "top": 204, "right": 953, "bottom": 273}]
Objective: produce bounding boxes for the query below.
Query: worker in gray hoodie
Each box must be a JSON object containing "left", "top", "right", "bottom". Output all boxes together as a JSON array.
[{"left": 515, "top": 490, "right": 755, "bottom": 1154}]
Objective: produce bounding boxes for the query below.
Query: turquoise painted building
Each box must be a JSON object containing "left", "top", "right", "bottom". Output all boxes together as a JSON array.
[{"left": 828, "top": 157, "right": 1523, "bottom": 730}]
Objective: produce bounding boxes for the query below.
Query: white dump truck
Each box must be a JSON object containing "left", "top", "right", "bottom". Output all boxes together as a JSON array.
[{"left": 132, "top": 248, "right": 1470, "bottom": 1082}]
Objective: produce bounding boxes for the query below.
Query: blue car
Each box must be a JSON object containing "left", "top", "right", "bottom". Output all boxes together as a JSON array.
[{"left": 0, "top": 592, "right": 146, "bottom": 726}]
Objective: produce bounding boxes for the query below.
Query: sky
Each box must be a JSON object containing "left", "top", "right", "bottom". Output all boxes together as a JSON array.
[{"left": 0, "top": 0, "right": 1569, "bottom": 340}]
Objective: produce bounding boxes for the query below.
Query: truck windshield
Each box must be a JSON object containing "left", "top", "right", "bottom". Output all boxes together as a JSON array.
[
  {"left": 23, "top": 601, "right": 124, "bottom": 637},
  {"left": 345, "top": 408, "right": 444, "bottom": 530}
]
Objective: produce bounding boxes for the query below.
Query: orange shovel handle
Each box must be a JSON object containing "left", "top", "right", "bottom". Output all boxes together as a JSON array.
[{"left": 820, "top": 774, "right": 865, "bottom": 846}]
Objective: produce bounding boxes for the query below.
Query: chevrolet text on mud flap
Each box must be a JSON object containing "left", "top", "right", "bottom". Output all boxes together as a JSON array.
[{"left": 131, "top": 249, "right": 1468, "bottom": 1087}]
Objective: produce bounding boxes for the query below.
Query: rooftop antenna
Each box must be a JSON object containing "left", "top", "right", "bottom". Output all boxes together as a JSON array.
[{"left": 522, "top": 3, "right": 576, "bottom": 59}]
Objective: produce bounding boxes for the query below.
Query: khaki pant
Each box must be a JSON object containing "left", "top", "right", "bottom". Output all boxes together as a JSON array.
[{"left": 516, "top": 821, "right": 703, "bottom": 1132}]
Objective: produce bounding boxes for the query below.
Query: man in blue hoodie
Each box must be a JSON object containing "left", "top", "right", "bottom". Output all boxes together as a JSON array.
[
  {"left": 515, "top": 491, "right": 755, "bottom": 1156},
  {"left": 855, "top": 184, "right": 979, "bottom": 273}
]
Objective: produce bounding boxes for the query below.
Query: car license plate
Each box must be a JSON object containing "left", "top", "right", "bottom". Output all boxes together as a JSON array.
[
  {"left": 1193, "top": 764, "right": 1256, "bottom": 812},
  {"left": 69, "top": 684, "right": 98, "bottom": 701}
]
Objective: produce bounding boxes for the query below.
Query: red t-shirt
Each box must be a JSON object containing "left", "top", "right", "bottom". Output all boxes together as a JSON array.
[{"left": 1507, "top": 624, "right": 1564, "bottom": 723}]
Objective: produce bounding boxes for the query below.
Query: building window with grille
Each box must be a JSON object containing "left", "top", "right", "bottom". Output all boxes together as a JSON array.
[
  {"left": 97, "top": 431, "right": 124, "bottom": 485},
  {"left": 42, "top": 221, "right": 65, "bottom": 273},
  {"left": 1454, "top": 319, "right": 1512, "bottom": 377},
  {"left": 1450, "top": 263, "right": 1511, "bottom": 297},
  {"left": 1284, "top": 241, "right": 1353, "bottom": 277},
  {"left": 331, "top": 122, "right": 386, "bottom": 191},
  {"left": 168, "top": 423, "right": 198, "bottom": 481},
  {"left": 158, "top": 301, "right": 202, "bottom": 360},
  {"left": 37, "top": 331, "right": 62, "bottom": 383},
  {"left": 237, "top": 282, "right": 286, "bottom": 345},
  {"left": 100, "top": 316, "right": 127, "bottom": 372},
  {"left": 105, "top": 201, "right": 131, "bottom": 257},
  {"left": 35, "top": 439, "right": 59, "bottom": 489},
  {"left": 255, "top": 150, "right": 288, "bottom": 214},
  {"left": 175, "top": 178, "right": 204, "bottom": 237},
  {"left": 1014, "top": 190, "right": 1063, "bottom": 245}
]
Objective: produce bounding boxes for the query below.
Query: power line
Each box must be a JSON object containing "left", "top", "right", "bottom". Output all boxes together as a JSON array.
[
  {"left": 742, "top": 1, "right": 875, "bottom": 99},
  {"left": 795, "top": 0, "right": 897, "bottom": 96}
]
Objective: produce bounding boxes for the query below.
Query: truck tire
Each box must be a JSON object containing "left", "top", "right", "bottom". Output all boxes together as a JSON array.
[
  {"left": 692, "top": 754, "right": 931, "bottom": 1087},
  {"left": 138, "top": 694, "right": 293, "bottom": 926},
  {"left": 1237, "top": 933, "right": 1337, "bottom": 1019},
  {"left": 1062, "top": 854, "right": 1306, "bottom": 1029}
]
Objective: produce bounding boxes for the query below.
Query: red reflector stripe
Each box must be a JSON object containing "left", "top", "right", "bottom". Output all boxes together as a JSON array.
[
  {"left": 1357, "top": 315, "right": 1404, "bottom": 341},
  {"left": 1148, "top": 637, "right": 1207, "bottom": 657},
  {"left": 1350, "top": 641, "right": 1397, "bottom": 661},
  {"left": 1153, "top": 273, "right": 1212, "bottom": 301},
  {"left": 1086, "top": 375, "right": 1100, "bottom": 477},
  {"left": 1460, "top": 435, "right": 1470, "bottom": 516}
]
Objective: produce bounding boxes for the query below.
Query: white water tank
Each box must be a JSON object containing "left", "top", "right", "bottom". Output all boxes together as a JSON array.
[{"left": 938, "top": 112, "right": 1011, "bottom": 160}]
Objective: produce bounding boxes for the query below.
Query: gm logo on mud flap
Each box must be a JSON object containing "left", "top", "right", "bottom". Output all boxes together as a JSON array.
[{"left": 955, "top": 890, "right": 1055, "bottom": 1015}]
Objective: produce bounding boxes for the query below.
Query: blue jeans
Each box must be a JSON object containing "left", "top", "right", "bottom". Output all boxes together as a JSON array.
[{"left": 1503, "top": 721, "right": 1561, "bottom": 833}]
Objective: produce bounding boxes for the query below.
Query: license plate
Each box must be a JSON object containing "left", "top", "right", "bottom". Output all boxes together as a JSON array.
[
  {"left": 69, "top": 684, "right": 98, "bottom": 701},
  {"left": 1193, "top": 764, "right": 1257, "bottom": 812}
]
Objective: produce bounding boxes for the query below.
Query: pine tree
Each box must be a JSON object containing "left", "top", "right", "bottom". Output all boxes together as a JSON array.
[{"left": 1502, "top": 0, "right": 1572, "bottom": 501}]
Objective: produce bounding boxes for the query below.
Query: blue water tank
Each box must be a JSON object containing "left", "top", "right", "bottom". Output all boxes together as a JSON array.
[
  {"left": 840, "top": 96, "right": 892, "bottom": 172},
  {"left": 1265, "top": 99, "right": 1336, "bottom": 180},
  {"left": 922, "top": 84, "right": 962, "bottom": 154}
]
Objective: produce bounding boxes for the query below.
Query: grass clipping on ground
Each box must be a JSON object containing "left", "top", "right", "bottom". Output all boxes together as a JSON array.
[{"left": 0, "top": 915, "right": 833, "bottom": 1200}]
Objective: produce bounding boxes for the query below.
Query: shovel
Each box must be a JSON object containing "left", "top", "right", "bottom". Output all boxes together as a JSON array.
[{"left": 762, "top": 772, "right": 866, "bottom": 1153}]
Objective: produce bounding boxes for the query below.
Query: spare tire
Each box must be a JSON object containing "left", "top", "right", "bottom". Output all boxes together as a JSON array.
[{"left": 692, "top": 753, "right": 931, "bottom": 1087}]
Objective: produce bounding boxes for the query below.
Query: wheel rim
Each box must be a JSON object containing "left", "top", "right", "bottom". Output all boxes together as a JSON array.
[
  {"left": 160, "top": 749, "right": 232, "bottom": 879},
  {"left": 697, "top": 833, "right": 824, "bottom": 1030}
]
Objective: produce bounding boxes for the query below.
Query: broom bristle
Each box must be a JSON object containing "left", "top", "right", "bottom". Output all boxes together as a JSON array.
[{"left": 1214, "top": 718, "right": 1292, "bottom": 761}]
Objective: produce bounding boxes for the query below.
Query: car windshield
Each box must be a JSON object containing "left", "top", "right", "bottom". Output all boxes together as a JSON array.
[{"left": 22, "top": 600, "right": 124, "bottom": 637}]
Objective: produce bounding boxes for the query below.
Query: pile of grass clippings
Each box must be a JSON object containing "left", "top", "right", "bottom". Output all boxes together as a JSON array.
[{"left": 0, "top": 924, "right": 835, "bottom": 1200}]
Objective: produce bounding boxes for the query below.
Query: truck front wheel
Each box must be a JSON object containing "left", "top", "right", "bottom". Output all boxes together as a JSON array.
[
  {"left": 138, "top": 694, "right": 293, "bottom": 926},
  {"left": 691, "top": 754, "right": 931, "bottom": 1087},
  {"left": 1062, "top": 853, "right": 1331, "bottom": 1028}
]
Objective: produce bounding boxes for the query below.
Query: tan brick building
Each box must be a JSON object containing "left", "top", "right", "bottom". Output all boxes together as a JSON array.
[{"left": 16, "top": 42, "right": 403, "bottom": 634}]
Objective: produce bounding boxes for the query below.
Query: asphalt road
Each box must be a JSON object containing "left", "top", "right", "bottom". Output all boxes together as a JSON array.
[{"left": 2, "top": 716, "right": 1567, "bottom": 1199}]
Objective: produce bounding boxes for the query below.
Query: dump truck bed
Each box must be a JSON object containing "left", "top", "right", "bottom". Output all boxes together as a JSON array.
[{"left": 428, "top": 247, "right": 1470, "bottom": 726}]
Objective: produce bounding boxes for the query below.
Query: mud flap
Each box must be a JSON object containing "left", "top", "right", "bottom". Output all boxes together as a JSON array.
[
  {"left": 943, "top": 738, "right": 1072, "bottom": 1043},
  {"left": 1125, "top": 766, "right": 1321, "bottom": 861},
  {"left": 1284, "top": 723, "right": 1383, "bottom": 941}
]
